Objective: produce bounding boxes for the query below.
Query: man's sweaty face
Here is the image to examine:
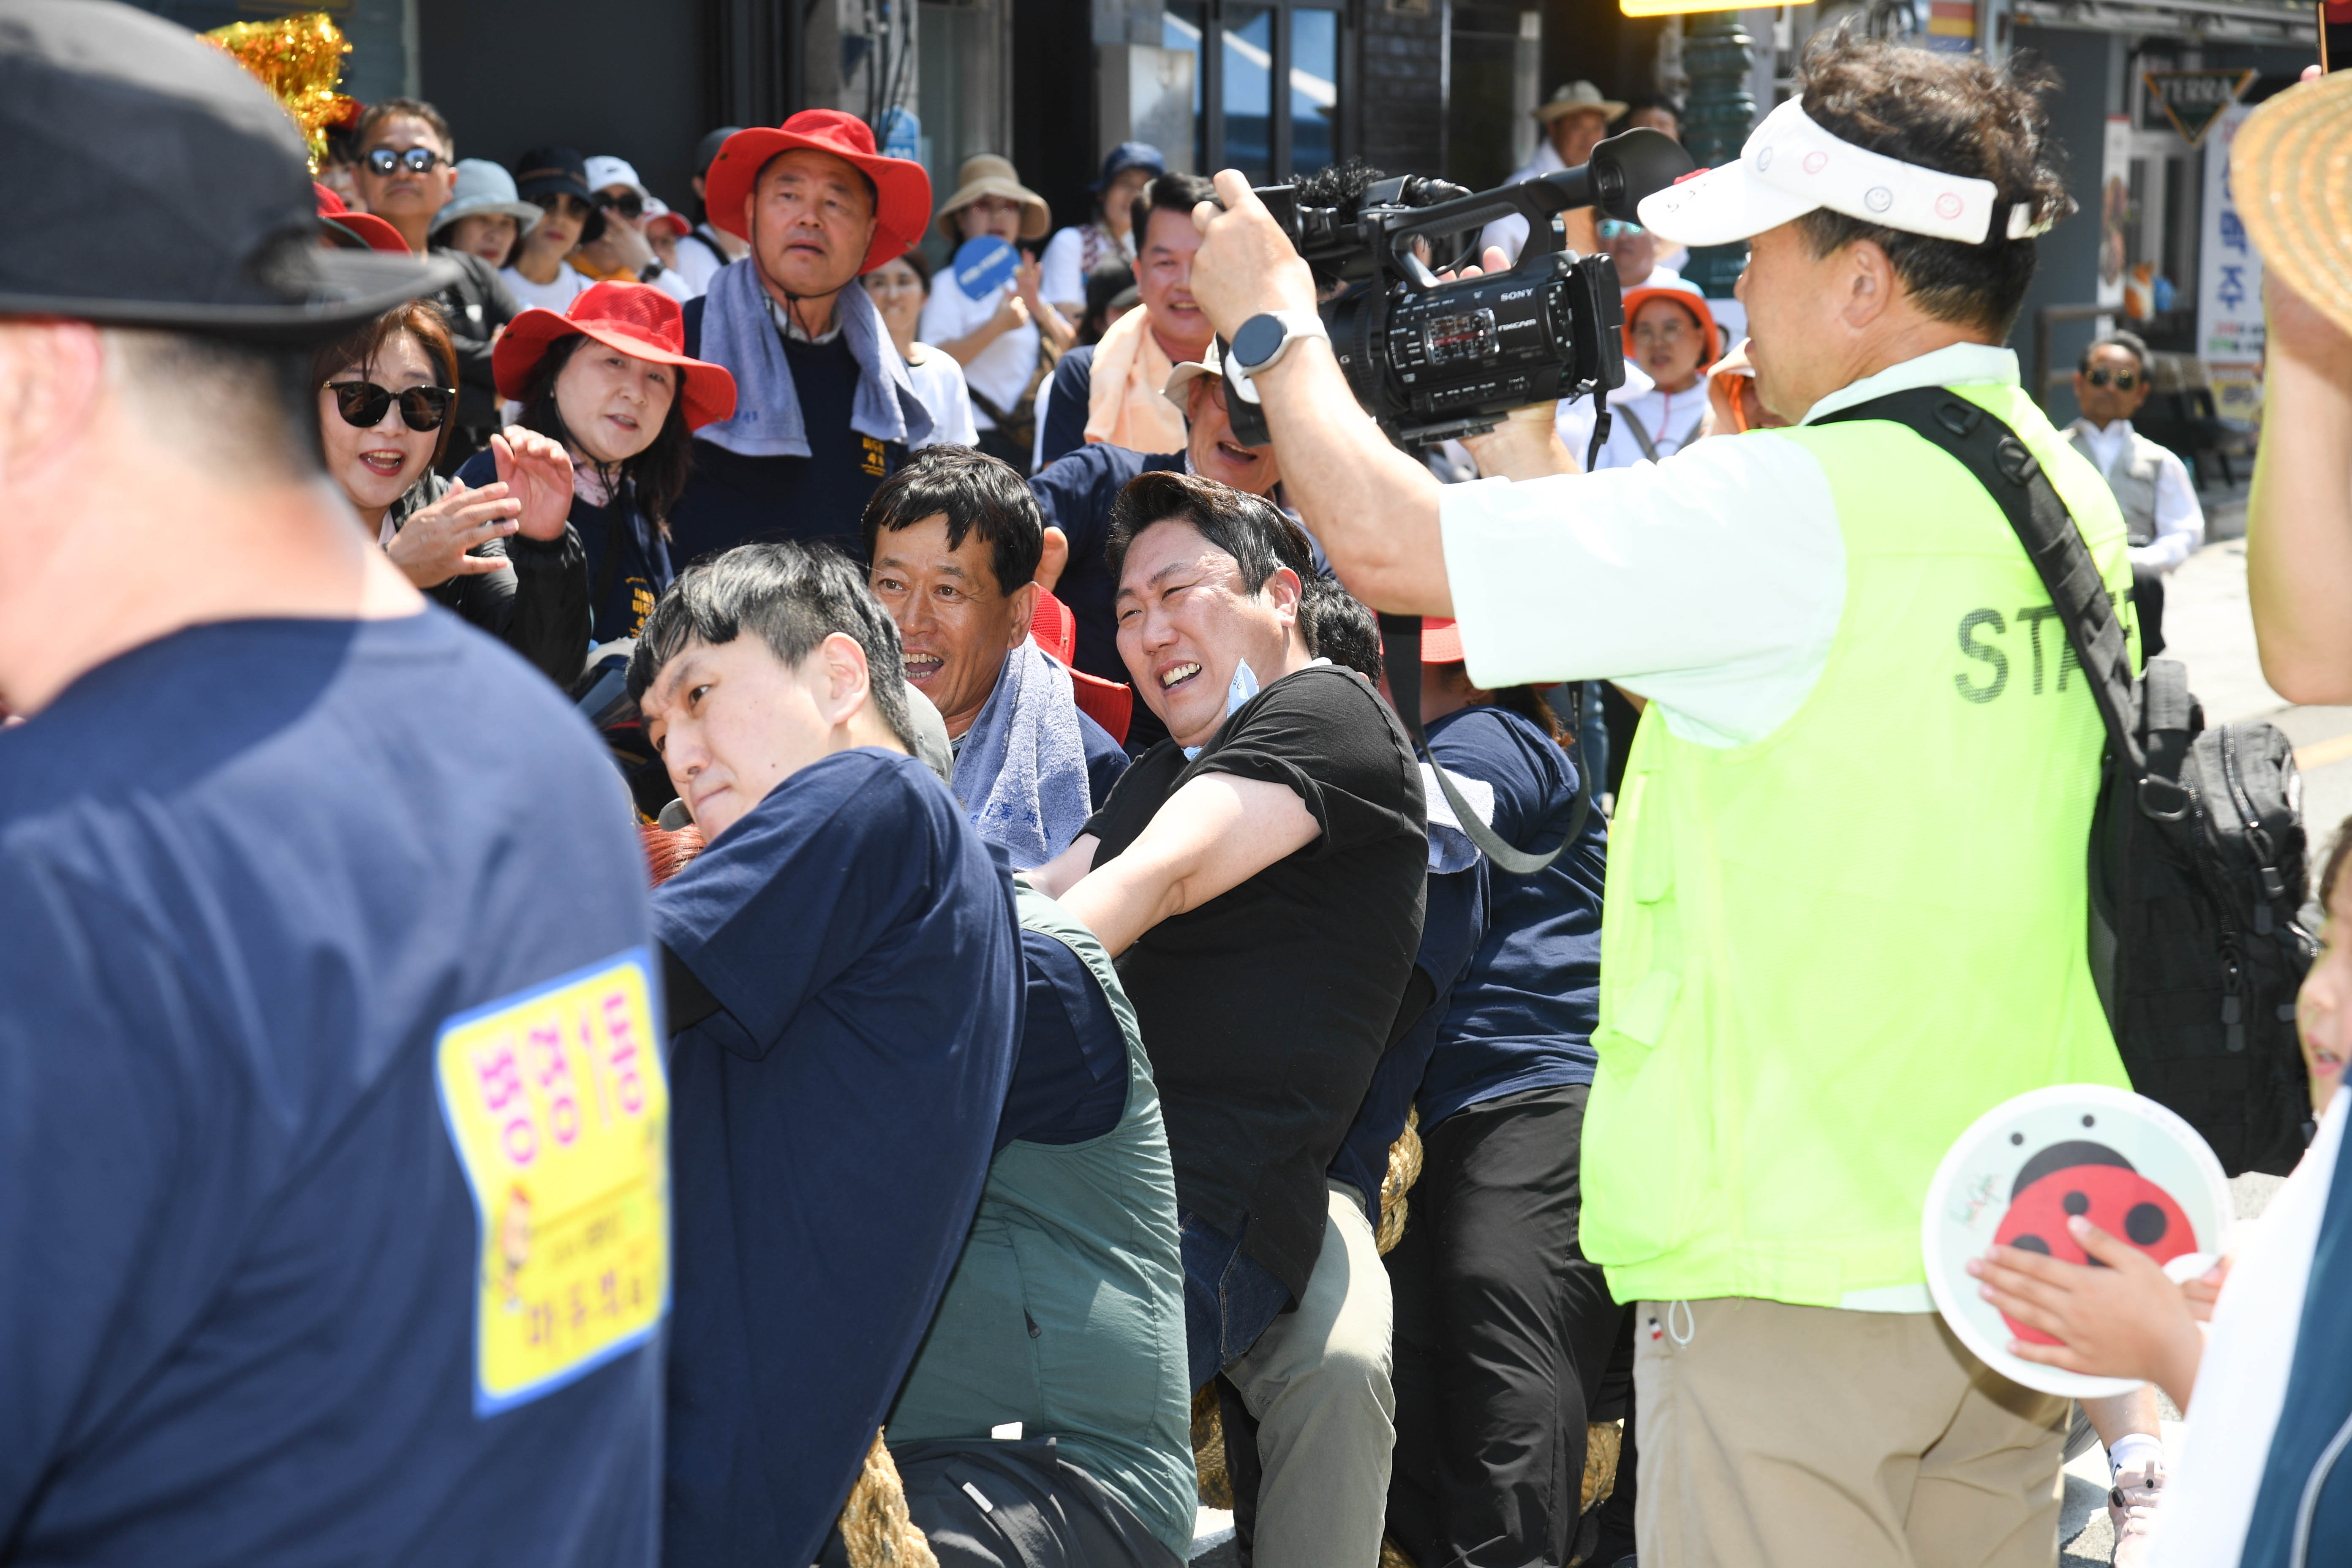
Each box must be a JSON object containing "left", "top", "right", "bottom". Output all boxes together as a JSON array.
[
  {"left": 641, "top": 636, "right": 837, "bottom": 842},
  {"left": 747, "top": 149, "right": 878, "bottom": 303},
  {"left": 868, "top": 514, "right": 1032, "bottom": 740}
]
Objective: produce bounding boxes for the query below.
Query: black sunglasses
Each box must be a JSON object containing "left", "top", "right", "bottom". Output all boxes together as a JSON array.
[
  {"left": 325, "top": 380, "right": 456, "bottom": 432},
  {"left": 531, "top": 192, "right": 593, "bottom": 219},
  {"left": 2085, "top": 367, "right": 2141, "bottom": 391},
  {"left": 597, "top": 191, "right": 646, "bottom": 220},
  {"left": 364, "top": 147, "right": 445, "bottom": 177}
]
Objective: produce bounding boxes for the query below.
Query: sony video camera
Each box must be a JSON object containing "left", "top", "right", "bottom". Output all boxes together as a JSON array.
[{"left": 1221, "top": 128, "right": 1694, "bottom": 446}]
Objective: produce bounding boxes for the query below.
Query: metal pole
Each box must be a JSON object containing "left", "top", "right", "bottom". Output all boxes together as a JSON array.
[{"left": 1680, "top": 10, "right": 1756, "bottom": 297}]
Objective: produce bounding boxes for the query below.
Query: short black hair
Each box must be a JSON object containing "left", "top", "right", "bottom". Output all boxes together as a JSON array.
[
  {"left": 1132, "top": 172, "right": 1220, "bottom": 256},
  {"left": 1301, "top": 578, "right": 1381, "bottom": 681},
  {"left": 626, "top": 541, "right": 916, "bottom": 751},
  {"left": 354, "top": 97, "right": 455, "bottom": 158},
  {"left": 1791, "top": 31, "right": 2073, "bottom": 340},
  {"left": 1621, "top": 92, "right": 1684, "bottom": 126},
  {"left": 859, "top": 445, "right": 1043, "bottom": 597},
  {"left": 1105, "top": 470, "right": 1316, "bottom": 597},
  {"left": 2081, "top": 330, "right": 2151, "bottom": 374}
]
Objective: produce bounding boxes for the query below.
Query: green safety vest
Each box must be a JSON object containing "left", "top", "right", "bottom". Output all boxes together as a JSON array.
[
  {"left": 884, "top": 887, "right": 1196, "bottom": 1558},
  {"left": 1581, "top": 381, "right": 2138, "bottom": 1309}
]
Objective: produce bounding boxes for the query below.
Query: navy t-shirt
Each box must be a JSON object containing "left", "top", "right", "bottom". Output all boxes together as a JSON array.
[
  {"left": 0, "top": 613, "right": 662, "bottom": 1566},
  {"left": 1417, "top": 703, "right": 1607, "bottom": 1128},
  {"left": 1036, "top": 345, "right": 1095, "bottom": 469},
  {"left": 672, "top": 298, "right": 905, "bottom": 569},
  {"left": 653, "top": 748, "right": 1022, "bottom": 1568},
  {"left": 1002, "top": 922, "right": 1130, "bottom": 1153}
]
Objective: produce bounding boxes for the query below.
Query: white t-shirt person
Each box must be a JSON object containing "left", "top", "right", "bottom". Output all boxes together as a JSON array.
[
  {"left": 903, "top": 344, "right": 981, "bottom": 451},
  {"left": 919, "top": 267, "right": 1040, "bottom": 432},
  {"left": 499, "top": 262, "right": 593, "bottom": 313}
]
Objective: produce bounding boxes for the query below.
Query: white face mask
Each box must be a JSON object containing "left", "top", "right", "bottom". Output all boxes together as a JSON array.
[{"left": 1181, "top": 660, "right": 1262, "bottom": 760}]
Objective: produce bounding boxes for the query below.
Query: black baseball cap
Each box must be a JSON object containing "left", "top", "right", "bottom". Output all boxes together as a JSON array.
[
  {"left": 695, "top": 126, "right": 745, "bottom": 177},
  {"left": 0, "top": 0, "right": 456, "bottom": 341},
  {"left": 512, "top": 147, "right": 608, "bottom": 244}
]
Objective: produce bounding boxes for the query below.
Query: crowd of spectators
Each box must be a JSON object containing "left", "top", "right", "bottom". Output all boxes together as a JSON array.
[{"left": 19, "top": 8, "right": 2352, "bottom": 1568}]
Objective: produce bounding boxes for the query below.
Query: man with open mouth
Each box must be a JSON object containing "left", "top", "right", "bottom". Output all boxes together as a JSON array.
[
  {"left": 1030, "top": 471, "right": 1427, "bottom": 1568},
  {"left": 862, "top": 446, "right": 1131, "bottom": 868}
]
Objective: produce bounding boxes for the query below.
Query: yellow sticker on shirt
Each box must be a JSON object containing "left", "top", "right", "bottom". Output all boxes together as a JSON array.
[{"left": 435, "top": 948, "right": 670, "bottom": 1416}]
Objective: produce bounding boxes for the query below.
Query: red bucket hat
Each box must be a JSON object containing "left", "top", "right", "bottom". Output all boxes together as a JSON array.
[
  {"left": 314, "top": 182, "right": 411, "bottom": 256},
  {"left": 702, "top": 109, "right": 932, "bottom": 275},
  {"left": 493, "top": 281, "right": 739, "bottom": 430}
]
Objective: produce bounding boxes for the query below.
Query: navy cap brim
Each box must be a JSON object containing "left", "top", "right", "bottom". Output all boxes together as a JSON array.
[{"left": 0, "top": 248, "right": 464, "bottom": 344}]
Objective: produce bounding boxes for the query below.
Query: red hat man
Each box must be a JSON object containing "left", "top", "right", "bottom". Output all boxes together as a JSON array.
[{"left": 702, "top": 109, "right": 932, "bottom": 279}]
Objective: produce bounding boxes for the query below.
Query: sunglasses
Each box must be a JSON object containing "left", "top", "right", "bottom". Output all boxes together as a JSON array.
[
  {"left": 2085, "top": 367, "right": 2141, "bottom": 390},
  {"left": 531, "top": 192, "right": 593, "bottom": 221},
  {"left": 1597, "top": 219, "right": 1645, "bottom": 240},
  {"left": 325, "top": 379, "right": 456, "bottom": 432},
  {"left": 597, "top": 191, "right": 647, "bottom": 220},
  {"left": 364, "top": 147, "right": 445, "bottom": 177}
]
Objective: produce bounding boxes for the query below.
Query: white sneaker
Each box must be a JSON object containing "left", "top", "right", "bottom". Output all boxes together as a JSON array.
[{"left": 2108, "top": 1459, "right": 2165, "bottom": 1568}]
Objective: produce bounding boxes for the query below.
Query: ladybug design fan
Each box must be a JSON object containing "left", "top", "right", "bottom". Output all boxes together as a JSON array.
[{"left": 1922, "top": 1085, "right": 2233, "bottom": 1398}]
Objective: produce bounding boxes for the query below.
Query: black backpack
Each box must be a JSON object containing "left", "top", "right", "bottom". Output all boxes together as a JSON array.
[{"left": 1821, "top": 389, "right": 2316, "bottom": 1176}]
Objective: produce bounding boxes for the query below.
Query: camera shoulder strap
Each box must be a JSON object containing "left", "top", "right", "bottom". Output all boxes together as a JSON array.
[
  {"left": 1378, "top": 613, "right": 1593, "bottom": 876},
  {"left": 1813, "top": 387, "right": 2143, "bottom": 780}
]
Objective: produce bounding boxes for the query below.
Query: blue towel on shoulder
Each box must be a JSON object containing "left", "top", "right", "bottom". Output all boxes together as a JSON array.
[
  {"left": 954, "top": 639, "right": 1092, "bottom": 870},
  {"left": 693, "top": 258, "right": 934, "bottom": 457}
]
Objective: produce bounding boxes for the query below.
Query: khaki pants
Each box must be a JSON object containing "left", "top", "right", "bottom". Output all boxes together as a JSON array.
[
  {"left": 1634, "top": 1297, "right": 2069, "bottom": 1568},
  {"left": 1227, "top": 1182, "right": 1396, "bottom": 1568}
]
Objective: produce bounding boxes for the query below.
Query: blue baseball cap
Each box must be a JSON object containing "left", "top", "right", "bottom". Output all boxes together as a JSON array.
[{"left": 1089, "top": 141, "right": 1166, "bottom": 194}]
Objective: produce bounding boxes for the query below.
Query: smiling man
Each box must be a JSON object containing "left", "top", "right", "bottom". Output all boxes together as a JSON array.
[
  {"left": 1030, "top": 471, "right": 1426, "bottom": 1568},
  {"left": 670, "top": 111, "right": 937, "bottom": 563},
  {"left": 1029, "top": 339, "right": 1288, "bottom": 753},
  {"left": 863, "top": 446, "right": 1128, "bottom": 866},
  {"left": 626, "top": 542, "right": 1024, "bottom": 1567}
]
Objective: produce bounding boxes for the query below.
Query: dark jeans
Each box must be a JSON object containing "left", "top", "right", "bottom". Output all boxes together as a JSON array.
[
  {"left": 818, "top": 1437, "right": 1181, "bottom": 1568},
  {"left": 1385, "top": 1083, "right": 1626, "bottom": 1568},
  {"left": 1179, "top": 1209, "right": 1293, "bottom": 1393}
]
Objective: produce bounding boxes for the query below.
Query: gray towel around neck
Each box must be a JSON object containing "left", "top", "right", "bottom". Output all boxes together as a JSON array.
[{"left": 694, "top": 256, "right": 934, "bottom": 458}]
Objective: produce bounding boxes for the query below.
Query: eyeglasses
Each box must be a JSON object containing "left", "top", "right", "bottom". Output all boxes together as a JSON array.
[
  {"left": 324, "top": 379, "right": 456, "bottom": 432},
  {"left": 2085, "top": 367, "right": 2141, "bottom": 390},
  {"left": 1631, "top": 319, "right": 1690, "bottom": 345},
  {"left": 1597, "top": 219, "right": 1645, "bottom": 240},
  {"left": 364, "top": 147, "right": 444, "bottom": 177},
  {"left": 597, "top": 190, "right": 646, "bottom": 220}
]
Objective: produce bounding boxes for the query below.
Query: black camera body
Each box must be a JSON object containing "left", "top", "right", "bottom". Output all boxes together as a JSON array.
[{"left": 1222, "top": 128, "right": 1693, "bottom": 446}]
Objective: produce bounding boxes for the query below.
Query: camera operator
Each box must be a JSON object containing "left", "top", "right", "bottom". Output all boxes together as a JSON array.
[{"left": 1190, "top": 34, "right": 2138, "bottom": 1565}]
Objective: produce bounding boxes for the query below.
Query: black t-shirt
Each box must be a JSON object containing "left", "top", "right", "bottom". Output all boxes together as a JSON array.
[
  {"left": 0, "top": 615, "right": 662, "bottom": 1565},
  {"left": 1081, "top": 664, "right": 1426, "bottom": 1299},
  {"left": 672, "top": 299, "right": 905, "bottom": 568}
]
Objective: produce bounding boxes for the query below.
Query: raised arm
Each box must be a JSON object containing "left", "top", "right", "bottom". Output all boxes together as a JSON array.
[
  {"left": 1057, "top": 773, "right": 1319, "bottom": 955},
  {"left": 2247, "top": 275, "right": 2352, "bottom": 704}
]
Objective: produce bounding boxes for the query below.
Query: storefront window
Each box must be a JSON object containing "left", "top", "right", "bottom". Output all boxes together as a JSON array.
[{"left": 1162, "top": 0, "right": 1349, "bottom": 181}]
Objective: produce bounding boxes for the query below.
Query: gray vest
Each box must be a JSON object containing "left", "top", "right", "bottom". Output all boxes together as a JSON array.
[
  {"left": 2069, "top": 425, "right": 2164, "bottom": 546},
  {"left": 884, "top": 887, "right": 1195, "bottom": 1559}
]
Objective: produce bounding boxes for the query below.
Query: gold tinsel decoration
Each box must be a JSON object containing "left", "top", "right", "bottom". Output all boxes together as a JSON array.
[{"left": 202, "top": 13, "right": 352, "bottom": 170}]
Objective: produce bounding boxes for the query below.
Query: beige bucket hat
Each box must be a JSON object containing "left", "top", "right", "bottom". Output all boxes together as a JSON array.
[
  {"left": 1535, "top": 80, "right": 1628, "bottom": 125},
  {"left": 934, "top": 153, "right": 1051, "bottom": 244},
  {"left": 2232, "top": 70, "right": 2352, "bottom": 339}
]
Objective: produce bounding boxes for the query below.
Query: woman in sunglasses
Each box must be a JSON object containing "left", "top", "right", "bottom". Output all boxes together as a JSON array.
[
  {"left": 457, "top": 281, "right": 738, "bottom": 659},
  {"left": 503, "top": 147, "right": 606, "bottom": 312},
  {"left": 313, "top": 300, "right": 590, "bottom": 686}
]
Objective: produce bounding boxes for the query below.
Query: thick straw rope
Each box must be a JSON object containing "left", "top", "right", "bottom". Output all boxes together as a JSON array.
[{"left": 838, "top": 1431, "right": 938, "bottom": 1568}]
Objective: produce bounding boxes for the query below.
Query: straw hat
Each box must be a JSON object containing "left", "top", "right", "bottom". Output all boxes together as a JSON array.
[
  {"left": 1534, "top": 81, "right": 1627, "bottom": 125},
  {"left": 935, "top": 153, "right": 1050, "bottom": 244},
  {"left": 2232, "top": 71, "right": 2352, "bottom": 340}
]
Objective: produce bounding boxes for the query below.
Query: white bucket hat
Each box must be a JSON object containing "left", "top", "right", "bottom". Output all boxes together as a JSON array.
[
  {"left": 1639, "top": 95, "right": 2059, "bottom": 248},
  {"left": 429, "top": 158, "right": 545, "bottom": 238}
]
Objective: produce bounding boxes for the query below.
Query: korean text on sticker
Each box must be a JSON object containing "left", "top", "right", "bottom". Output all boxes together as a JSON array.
[{"left": 435, "top": 948, "right": 670, "bottom": 1416}]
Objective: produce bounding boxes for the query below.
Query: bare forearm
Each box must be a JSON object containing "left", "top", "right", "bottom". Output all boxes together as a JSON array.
[
  {"left": 2248, "top": 287, "right": 2352, "bottom": 702},
  {"left": 939, "top": 318, "right": 1013, "bottom": 365},
  {"left": 1252, "top": 341, "right": 1452, "bottom": 615},
  {"left": 1058, "top": 851, "right": 1190, "bottom": 957}
]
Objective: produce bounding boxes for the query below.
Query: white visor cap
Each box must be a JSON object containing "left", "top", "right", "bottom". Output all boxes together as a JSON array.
[{"left": 1638, "top": 97, "right": 2053, "bottom": 249}]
